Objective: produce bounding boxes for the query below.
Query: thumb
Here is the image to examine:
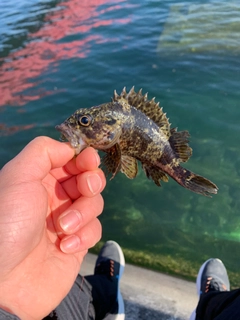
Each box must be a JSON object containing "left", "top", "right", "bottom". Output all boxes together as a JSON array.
[{"left": 2, "top": 136, "right": 75, "bottom": 183}]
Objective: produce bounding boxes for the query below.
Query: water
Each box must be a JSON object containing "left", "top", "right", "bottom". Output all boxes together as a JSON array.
[{"left": 1, "top": 0, "right": 240, "bottom": 285}]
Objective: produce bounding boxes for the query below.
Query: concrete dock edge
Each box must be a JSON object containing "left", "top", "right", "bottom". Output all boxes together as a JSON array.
[{"left": 80, "top": 253, "right": 198, "bottom": 320}]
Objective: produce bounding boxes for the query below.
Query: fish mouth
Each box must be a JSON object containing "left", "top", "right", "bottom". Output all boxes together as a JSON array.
[{"left": 55, "top": 123, "right": 87, "bottom": 154}]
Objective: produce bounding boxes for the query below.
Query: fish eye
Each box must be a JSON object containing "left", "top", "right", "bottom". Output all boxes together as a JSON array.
[{"left": 78, "top": 115, "right": 92, "bottom": 127}]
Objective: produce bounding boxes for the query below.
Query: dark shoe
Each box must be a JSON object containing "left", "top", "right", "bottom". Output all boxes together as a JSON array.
[
  {"left": 190, "top": 258, "right": 230, "bottom": 320},
  {"left": 95, "top": 241, "right": 125, "bottom": 320}
]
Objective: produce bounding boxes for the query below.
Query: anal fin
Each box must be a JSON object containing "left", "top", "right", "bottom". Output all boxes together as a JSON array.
[{"left": 142, "top": 163, "right": 169, "bottom": 186}]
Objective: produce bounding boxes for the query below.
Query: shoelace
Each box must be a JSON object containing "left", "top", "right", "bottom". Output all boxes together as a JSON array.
[
  {"left": 204, "top": 276, "right": 227, "bottom": 293},
  {"left": 95, "top": 259, "right": 115, "bottom": 278}
]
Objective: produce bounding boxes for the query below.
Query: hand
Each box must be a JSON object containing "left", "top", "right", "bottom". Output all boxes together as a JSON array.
[{"left": 0, "top": 136, "right": 106, "bottom": 319}]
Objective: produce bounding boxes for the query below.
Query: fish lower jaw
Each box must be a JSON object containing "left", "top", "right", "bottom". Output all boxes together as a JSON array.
[{"left": 71, "top": 136, "right": 88, "bottom": 154}]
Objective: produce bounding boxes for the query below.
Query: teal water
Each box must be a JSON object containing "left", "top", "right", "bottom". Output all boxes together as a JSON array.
[{"left": 1, "top": 0, "right": 240, "bottom": 284}]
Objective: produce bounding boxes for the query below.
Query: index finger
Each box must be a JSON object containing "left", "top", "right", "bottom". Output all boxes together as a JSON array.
[
  {"left": 65, "top": 147, "right": 100, "bottom": 174},
  {"left": 50, "top": 147, "right": 101, "bottom": 183}
]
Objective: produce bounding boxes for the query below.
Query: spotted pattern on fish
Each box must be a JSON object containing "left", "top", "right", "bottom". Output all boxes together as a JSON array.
[{"left": 56, "top": 87, "right": 218, "bottom": 197}]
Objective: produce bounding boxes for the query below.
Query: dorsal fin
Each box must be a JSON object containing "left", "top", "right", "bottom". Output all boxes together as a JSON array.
[
  {"left": 169, "top": 128, "right": 192, "bottom": 162},
  {"left": 112, "top": 87, "right": 171, "bottom": 138}
]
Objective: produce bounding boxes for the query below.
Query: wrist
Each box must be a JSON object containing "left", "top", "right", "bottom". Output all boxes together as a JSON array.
[
  {"left": 0, "top": 307, "right": 20, "bottom": 320},
  {"left": 0, "top": 280, "right": 38, "bottom": 320},
  {"left": 0, "top": 304, "right": 15, "bottom": 315}
]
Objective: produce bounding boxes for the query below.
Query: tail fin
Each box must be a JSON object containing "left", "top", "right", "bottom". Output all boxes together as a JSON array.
[
  {"left": 171, "top": 166, "right": 218, "bottom": 197},
  {"left": 183, "top": 172, "right": 218, "bottom": 197}
]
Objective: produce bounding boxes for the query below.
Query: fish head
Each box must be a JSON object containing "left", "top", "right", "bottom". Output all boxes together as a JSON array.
[{"left": 56, "top": 104, "right": 123, "bottom": 154}]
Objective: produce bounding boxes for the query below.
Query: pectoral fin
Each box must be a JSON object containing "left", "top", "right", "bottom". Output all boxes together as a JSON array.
[
  {"left": 103, "top": 145, "right": 138, "bottom": 180},
  {"left": 102, "top": 144, "right": 122, "bottom": 179},
  {"left": 121, "top": 155, "right": 138, "bottom": 179},
  {"left": 142, "top": 163, "right": 169, "bottom": 186}
]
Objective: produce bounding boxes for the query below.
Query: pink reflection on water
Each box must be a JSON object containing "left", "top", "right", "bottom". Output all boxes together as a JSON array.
[
  {"left": 0, "top": 0, "right": 130, "bottom": 107},
  {"left": 0, "top": 123, "right": 35, "bottom": 136}
]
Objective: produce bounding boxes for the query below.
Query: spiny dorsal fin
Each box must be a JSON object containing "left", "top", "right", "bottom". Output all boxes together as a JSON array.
[
  {"left": 112, "top": 87, "right": 171, "bottom": 138},
  {"left": 169, "top": 128, "right": 192, "bottom": 163}
]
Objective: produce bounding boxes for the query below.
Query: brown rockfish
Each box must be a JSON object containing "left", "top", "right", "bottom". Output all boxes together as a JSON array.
[{"left": 56, "top": 87, "right": 218, "bottom": 196}]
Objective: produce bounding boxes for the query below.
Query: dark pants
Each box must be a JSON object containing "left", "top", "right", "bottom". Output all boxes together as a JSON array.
[
  {"left": 1, "top": 278, "right": 240, "bottom": 320},
  {"left": 196, "top": 289, "right": 240, "bottom": 320},
  {"left": 44, "top": 274, "right": 117, "bottom": 320},
  {"left": 44, "top": 274, "right": 240, "bottom": 320}
]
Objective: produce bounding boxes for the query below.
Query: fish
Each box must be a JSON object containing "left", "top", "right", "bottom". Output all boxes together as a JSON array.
[{"left": 56, "top": 87, "right": 218, "bottom": 197}]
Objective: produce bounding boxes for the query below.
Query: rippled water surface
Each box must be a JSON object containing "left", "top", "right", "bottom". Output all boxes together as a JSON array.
[{"left": 1, "top": 0, "right": 240, "bottom": 284}]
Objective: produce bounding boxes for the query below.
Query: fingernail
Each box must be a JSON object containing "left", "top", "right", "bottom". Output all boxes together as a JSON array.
[
  {"left": 87, "top": 173, "right": 102, "bottom": 195},
  {"left": 94, "top": 150, "right": 100, "bottom": 167},
  {"left": 59, "top": 210, "right": 82, "bottom": 233},
  {"left": 60, "top": 235, "right": 81, "bottom": 253}
]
